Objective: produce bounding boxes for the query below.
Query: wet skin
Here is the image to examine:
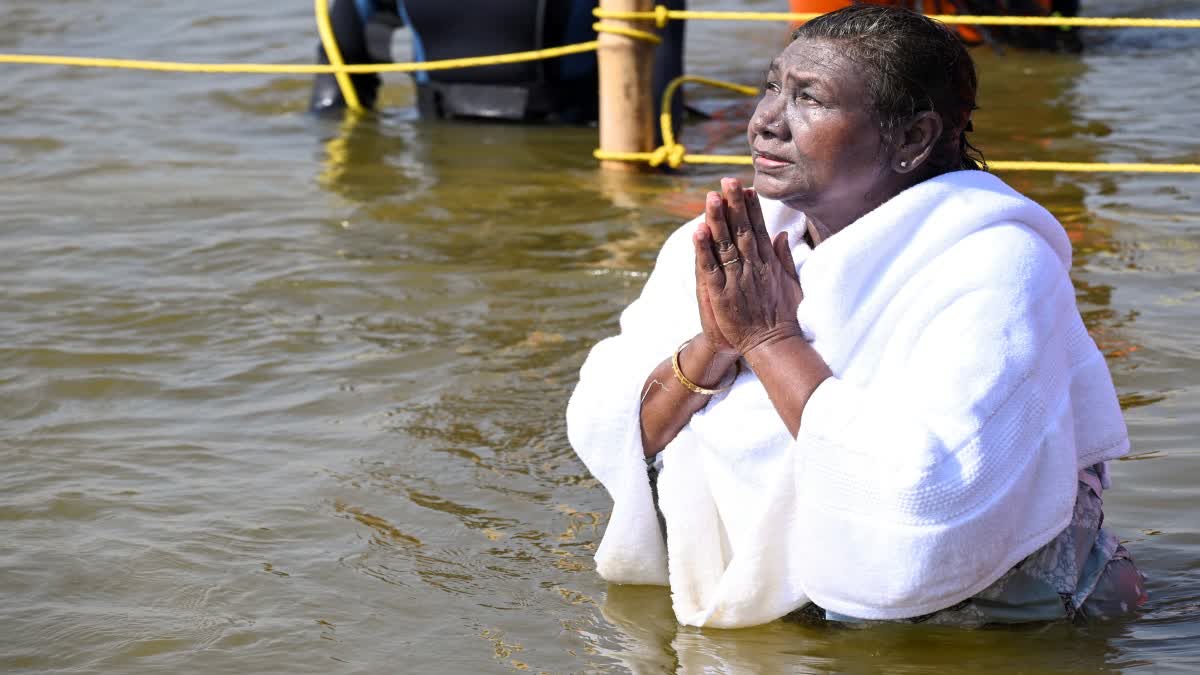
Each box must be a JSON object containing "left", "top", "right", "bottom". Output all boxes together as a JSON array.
[{"left": 747, "top": 38, "right": 936, "bottom": 235}]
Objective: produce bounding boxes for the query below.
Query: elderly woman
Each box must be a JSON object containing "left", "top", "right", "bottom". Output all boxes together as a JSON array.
[{"left": 567, "top": 5, "right": 1147, "bottom": 627}]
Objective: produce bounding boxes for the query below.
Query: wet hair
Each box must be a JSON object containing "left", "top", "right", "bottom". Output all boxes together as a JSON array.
[{"left": 792, "top": 4, "right": 986, "bottom": 173}]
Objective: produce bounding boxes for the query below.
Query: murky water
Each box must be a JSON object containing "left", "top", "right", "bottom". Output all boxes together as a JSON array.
[{"left": 2, "top": 1, "right": 1198, "bottom": 672}]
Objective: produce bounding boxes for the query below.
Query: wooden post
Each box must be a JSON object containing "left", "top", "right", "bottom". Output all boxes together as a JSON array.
[{"left": 597, "top": 0, "right": 656, "bottom": 172}]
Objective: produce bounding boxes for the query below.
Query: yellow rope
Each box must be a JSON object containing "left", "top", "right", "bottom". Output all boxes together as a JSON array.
[
  {"left": 594, "top": 7, "right": 1200, "bottom": 29},
  {"left": 593, "top": 151, "right": 1200, "bottom": 173},
  {"left": 0, "top": 42, "right": 602, "bottom": 74},
  {"left": 987, "top": 161, "right": 1200, "bottom": 173},
  {"left": 648, "top": 75, "right": 759, "bottom": 168},
  {"left": 0, "top": 4, "right": 667, "bottom": 78},
  {"left": 592, "top": 22, "right": 662, "bottom": 45},
  {"left": 595, "top": 150, "right": 750, "bottom": 165},
  {"left": 314, "top": 0, "right": 361, "bottom": 111},
  {"left": 4, "top": 9, "right": 1193, "bottom": 75},
  {"left": 4, "top": 4, "right": 1196, "bottom": 175},
  {"left": 660, "top": 76, "right": 758, "bottom": 147}
]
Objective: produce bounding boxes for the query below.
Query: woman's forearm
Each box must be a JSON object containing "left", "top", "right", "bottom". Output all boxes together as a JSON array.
[
  {"left": 639, "top": 335, "right": 740, "bottom": 457},
  {"left": 742, "top": 334, "right": 832, "bottom": 438}
]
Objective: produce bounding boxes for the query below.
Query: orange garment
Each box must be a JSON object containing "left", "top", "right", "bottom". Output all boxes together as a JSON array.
[{"left": 787, "top": 0, "right": 1055, "bottom": 45}]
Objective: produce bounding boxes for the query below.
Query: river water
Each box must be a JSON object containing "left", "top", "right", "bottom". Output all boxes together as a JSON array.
[{"left": 2, "top": 1, "right": 1198, "bottom": 673}]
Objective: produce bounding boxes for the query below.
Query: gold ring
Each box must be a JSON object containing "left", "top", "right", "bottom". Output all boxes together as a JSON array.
[{"left": 720, "top": 257, "right": 741, "bottom": 267}]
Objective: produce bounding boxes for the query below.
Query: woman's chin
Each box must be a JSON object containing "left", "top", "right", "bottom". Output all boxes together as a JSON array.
[
  {"left": 751, "top": 173, "right": 786, "bottom": 200},
  {"left": 752, "top": 173, "right": 809, "bottom": 206}
]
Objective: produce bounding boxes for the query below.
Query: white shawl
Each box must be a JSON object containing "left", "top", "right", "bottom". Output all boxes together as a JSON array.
[{"left": 566, "top": 171, "right": 1129, "bottom": 627}]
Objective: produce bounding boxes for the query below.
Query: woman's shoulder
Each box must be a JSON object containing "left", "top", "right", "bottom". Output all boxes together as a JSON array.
[{"left": 935, "top": 220, "right": 1073, "bottom": 306}]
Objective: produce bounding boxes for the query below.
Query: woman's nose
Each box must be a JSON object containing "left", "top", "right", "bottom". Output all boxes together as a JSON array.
[{"left": 750, "top": 101, "right": 786, "bottom": 139}]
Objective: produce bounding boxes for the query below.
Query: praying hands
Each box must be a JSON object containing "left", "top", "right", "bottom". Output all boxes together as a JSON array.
[
  {"left": 692, "top": 178, "right": 805, "bottom": 358},
  {"left": 636, "top": 178, "right": 831, "bottom": 456}
]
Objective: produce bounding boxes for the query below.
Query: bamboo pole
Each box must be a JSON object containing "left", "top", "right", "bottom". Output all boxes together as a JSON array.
[{"left": 597, "top": 0, "right": 657, "bottom": 172}]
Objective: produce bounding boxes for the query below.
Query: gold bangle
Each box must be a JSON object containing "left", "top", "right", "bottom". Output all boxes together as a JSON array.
[{"left": 671, "top": 340, "right": 741, "bottom": 396}]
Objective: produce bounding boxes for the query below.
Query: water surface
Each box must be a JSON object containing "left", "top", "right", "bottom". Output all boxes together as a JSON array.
[{"left": 2, "top": 0, "right": 1198, "bottom": 672}]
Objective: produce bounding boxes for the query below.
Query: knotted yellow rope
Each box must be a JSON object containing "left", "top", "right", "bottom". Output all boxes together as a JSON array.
[{"left": 647, "top": 75, "right": 759, "bottom": 168}]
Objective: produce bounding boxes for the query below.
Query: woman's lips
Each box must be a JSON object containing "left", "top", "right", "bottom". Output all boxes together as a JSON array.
[{"left": 753, "top": 151, "right": 792, "bottom": 170}]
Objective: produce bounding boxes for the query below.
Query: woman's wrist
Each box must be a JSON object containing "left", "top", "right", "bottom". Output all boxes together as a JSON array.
[
  {"left": 738, "top": 323, "right": 806, "bottom": 358},
  {"left": 681, "top": 335, "right": 741, "bottom": 390},
  {"left": 742, "top": 328, "right": 809, "bottom": 370}
]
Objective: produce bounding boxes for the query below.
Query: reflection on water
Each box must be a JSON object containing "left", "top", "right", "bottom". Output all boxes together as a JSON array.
[
  {"left": 601, "top": 583, "right": 1142, "bottom": 674},
  {"left": 1, "top": 0, "right": 1199, "bottom": 672}
]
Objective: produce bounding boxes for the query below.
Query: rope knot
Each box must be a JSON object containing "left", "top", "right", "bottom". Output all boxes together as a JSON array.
[
  {"left": 649, "top": 144, "right": 686, "bottom": 169},
  {"left": 654, "top": 4, "right": 670, "bottom": 29}
]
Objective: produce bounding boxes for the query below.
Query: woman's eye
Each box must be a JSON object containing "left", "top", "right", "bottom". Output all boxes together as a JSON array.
[
  {"left": 764, "top": 81, "right": 780, "bottom": 94},
  {"left": 797, "top": 91, "right": 819, "bottom": 104}
]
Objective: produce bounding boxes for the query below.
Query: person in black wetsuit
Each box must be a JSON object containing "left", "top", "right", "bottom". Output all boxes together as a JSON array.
[{"left": 309, "top": 0, "right": 687, "bottom": 130}]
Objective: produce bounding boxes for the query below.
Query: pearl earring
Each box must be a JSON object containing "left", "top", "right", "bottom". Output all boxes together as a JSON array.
[{"left": 900, "top": 160, "right": 908, "bottom": 168}]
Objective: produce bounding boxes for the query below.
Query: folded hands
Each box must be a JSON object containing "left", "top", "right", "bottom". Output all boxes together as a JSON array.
[{"left": 692, "top": 177, "right": 805, "bottom": 357}]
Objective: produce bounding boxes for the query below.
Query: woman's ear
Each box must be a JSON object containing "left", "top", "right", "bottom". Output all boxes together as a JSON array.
[{"left": 893, "top": 111, "right": 943, "bottom": 173}]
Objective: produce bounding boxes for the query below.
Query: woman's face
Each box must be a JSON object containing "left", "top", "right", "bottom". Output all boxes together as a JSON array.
[{"left": 747, "top": 39, "right": 893, "bottom": 221}]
